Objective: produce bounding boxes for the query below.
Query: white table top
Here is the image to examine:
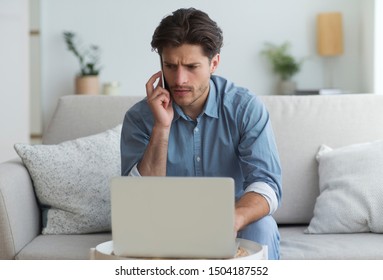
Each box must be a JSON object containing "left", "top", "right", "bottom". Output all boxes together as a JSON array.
[{"left": 90, "top": 238, "right": 267, "bottom": 260}]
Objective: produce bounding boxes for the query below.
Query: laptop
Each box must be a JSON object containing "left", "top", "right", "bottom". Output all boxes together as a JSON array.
[{"left": 110, "top": 176, "right": 237, "bottom": 259}]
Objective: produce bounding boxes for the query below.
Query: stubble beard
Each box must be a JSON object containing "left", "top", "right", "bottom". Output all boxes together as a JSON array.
[{"left": 172, "top": 82, "right": 210, "bottom": 109}]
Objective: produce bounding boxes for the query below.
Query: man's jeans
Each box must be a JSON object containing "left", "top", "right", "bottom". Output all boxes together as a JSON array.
[{"left": 237, "top": 215, "right": 280, "bottom": 260}]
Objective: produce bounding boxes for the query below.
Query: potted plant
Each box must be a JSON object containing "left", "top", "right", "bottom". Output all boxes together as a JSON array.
[
  {"left": 261, "top": 42, "right": 304, "bottom": 94},
  {"left": 63, "top": 31, "right": 102, "bottom": 95}
]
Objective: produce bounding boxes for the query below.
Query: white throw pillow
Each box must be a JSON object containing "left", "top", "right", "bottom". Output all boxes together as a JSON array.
[
  {"left": 306, "top": 140, "right": 383, "bottom": 234},
  {"left": 14, "top": 125, "right": 122, "bottom": 234}
]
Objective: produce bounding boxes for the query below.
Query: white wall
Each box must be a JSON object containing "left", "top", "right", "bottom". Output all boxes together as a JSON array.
[
  {"left": 30, "top": 0, "right": 42, "bottom": 136},
  {"left": 40, "top": 0, "right": 370, "bottom": 131},
  {"left": 0, "top": 0, "right": 29, "bottom": 162},
  {"left": 360, "top": 0, "right": 375, "bottom": 93},
  {"left": 374, "top": 0, "right": 383, "bottom": 93}
]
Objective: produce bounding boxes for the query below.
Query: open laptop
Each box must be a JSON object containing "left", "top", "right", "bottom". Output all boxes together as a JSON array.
[{"left": 110, "top": 176, "right": 237, "bottom": 259}]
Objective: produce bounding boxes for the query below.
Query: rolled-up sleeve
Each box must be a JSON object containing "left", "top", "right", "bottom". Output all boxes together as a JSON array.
[
  {"left": 120, "top": 100, "right": 152, "bottom": 176},
  {"left": 237, "top": 96, "right": 282, "bottom": 213}
]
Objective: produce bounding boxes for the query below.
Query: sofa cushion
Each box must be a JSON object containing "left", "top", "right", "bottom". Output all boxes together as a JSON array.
[
  {"left": 15, "top": 233, "right": 111, "bottom": 260},
  {"left": 305, "top": 140, "right": 383, "bottom": 234},
  {"left": 14, "top": 125, "right": 122, "bottom": 234},
  {"left": 280, "top": 226, "right": 383, "bottom": 260}
]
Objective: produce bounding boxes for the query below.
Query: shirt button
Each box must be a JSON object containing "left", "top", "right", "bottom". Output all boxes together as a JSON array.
[
  {"left": 194, "top": 128, "right": 199, "bottom": 133},
  {"left": 196, "top": 156, "right": 201, "bottom": 162}
]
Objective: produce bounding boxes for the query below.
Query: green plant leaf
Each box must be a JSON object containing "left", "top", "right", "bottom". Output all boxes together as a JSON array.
[
  {"left": 261, "top": 42, "right": 303, "bottom": 81},
  {"left": 63, "top": 31, "right": 102, "bottom": 76}
]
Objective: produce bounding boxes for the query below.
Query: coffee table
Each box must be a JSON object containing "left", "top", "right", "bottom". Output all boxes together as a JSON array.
[{"left": 90, "top": 238, "right": 267, "bottom": 260}]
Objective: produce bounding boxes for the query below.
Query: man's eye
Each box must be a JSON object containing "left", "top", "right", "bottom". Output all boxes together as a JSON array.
[
  {"left": 165, "top": 64, "right": 176, "bottom": 70},
  {"left": 188, "top": 65, "right": 198, "bottom": 70}
]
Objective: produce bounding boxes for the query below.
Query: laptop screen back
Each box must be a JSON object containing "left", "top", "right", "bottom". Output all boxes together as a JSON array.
[{"left": 110, "top": 176, "right": 236, "bottom": 259}]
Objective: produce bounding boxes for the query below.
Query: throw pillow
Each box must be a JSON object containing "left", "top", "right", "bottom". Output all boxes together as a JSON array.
[
  {"left": 305, "top": 140, "right": 383, "bottom": 234},
  {"left": 14, "top": 125, "right": 122, "bottom": 234}
]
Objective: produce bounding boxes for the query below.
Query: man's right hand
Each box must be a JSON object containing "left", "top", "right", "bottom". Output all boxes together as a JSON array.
[
  {"left": 138, "top": 71, "right": 173, "bottom": 176},
  {"left": 146, "top": 71, "right": 174, "bottom": 129}
]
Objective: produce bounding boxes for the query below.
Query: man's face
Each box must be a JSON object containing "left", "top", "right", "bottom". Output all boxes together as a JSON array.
[{"left": 161, "top": 44, "right": 220, "bottom": 119}]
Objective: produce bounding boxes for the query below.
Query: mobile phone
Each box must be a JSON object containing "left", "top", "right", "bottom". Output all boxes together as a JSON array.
[{"left": 160, "top": 56, "right": 170, "bottom": 91}]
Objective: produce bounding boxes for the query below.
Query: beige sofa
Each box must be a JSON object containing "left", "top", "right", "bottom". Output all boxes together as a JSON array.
[{"left": 1, "top": 93, "right": 383, "bottom": 260}]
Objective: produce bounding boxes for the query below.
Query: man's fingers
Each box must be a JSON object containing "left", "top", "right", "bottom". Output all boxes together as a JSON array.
[
  {"left": 148, "top": 91, "right": 170, "bottom": 107},
  {"left": 145, "top": 71, "right": 162, "bottom": 97}
]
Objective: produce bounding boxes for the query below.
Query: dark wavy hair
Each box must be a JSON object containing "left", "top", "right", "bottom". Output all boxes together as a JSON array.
[{"left": 151, "top": 8, "right": 223, "bottom": 60}]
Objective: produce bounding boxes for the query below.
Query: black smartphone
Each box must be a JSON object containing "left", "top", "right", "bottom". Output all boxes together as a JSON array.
[{"left": 160, "top": 56, "right": 170, "bottom": 91}]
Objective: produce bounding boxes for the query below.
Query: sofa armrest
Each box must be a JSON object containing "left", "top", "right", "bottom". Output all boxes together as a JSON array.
[{"left": 0, "top": 158, "right": 41, "bottom": 259}]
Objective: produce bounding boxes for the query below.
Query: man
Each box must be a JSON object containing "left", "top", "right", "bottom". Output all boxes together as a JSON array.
[{"left": 121, "top": 8, "right": 282, "bottom": 259}]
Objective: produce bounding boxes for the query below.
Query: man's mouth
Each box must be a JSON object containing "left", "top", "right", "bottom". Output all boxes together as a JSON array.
[{"left": 173, "top": 87, "right": 192, "bottom": 96}]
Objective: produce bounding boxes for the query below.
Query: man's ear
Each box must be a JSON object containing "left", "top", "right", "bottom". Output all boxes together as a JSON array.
[{"left": 210, "top": 53, "right": 220, "bottom": 74}]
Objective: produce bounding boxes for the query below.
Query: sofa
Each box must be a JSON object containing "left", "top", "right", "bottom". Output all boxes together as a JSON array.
[{"left": 2, "top": 93, "right": 383, "bottom": 260}]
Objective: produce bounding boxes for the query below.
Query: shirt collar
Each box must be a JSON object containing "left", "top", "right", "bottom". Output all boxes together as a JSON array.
[
  {"left": 173, "top": 78, "right": 219, "bottom": 122},
  {"left": 204, "top": 79, "right": 219, "bottom": 119}
]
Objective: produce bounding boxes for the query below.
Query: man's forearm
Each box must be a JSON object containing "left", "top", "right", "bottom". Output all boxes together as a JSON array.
[
  {"left": 137, "top": 125, "right": 170, "bottom": 176},
  {"left": 235, "top": 192, "right": 270, "bottom": 232}
]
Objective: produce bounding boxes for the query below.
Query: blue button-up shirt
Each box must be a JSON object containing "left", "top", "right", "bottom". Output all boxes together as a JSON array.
[{"left": 121, "top": 75, "right": 282, "bottom": 213}]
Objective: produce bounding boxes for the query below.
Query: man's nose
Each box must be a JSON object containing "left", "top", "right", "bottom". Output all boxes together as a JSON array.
[{"left": 175, "top": 67, "right": 188, "bottom": 86}]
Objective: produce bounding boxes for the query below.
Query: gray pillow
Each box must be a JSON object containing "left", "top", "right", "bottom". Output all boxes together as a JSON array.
[
  {"left": 14, "top": 125, "right": 122, "bottom": 234},
  {"left": 306, "top": 140, "right": 383, "bottom": 234}
]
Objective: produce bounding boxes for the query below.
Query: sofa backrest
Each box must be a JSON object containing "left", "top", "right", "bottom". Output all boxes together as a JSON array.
[
  {"left": 43, "top": 95, "right": 143, "bottom": 145},
  {"left": 262, "top": 94, "right": 383, "bottom": 224},
  {"left": 44, "top": 94, "right": 383, "bottom": 224}
]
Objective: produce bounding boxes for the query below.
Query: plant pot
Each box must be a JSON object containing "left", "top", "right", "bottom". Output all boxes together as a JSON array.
[
  {"left": 75, "top": 75, "right": 100, "bottom": 95},
  {"left": 278, "top": 80, "right": 297, "bottom": 95}
]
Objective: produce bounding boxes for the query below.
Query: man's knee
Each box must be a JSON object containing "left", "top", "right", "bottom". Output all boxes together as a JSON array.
[
  {"left": 239, "top": 215, "right": 278, "bottom": 238},
  {"left": 237, "top": 215, "right": 280, "bottom": 259}
]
